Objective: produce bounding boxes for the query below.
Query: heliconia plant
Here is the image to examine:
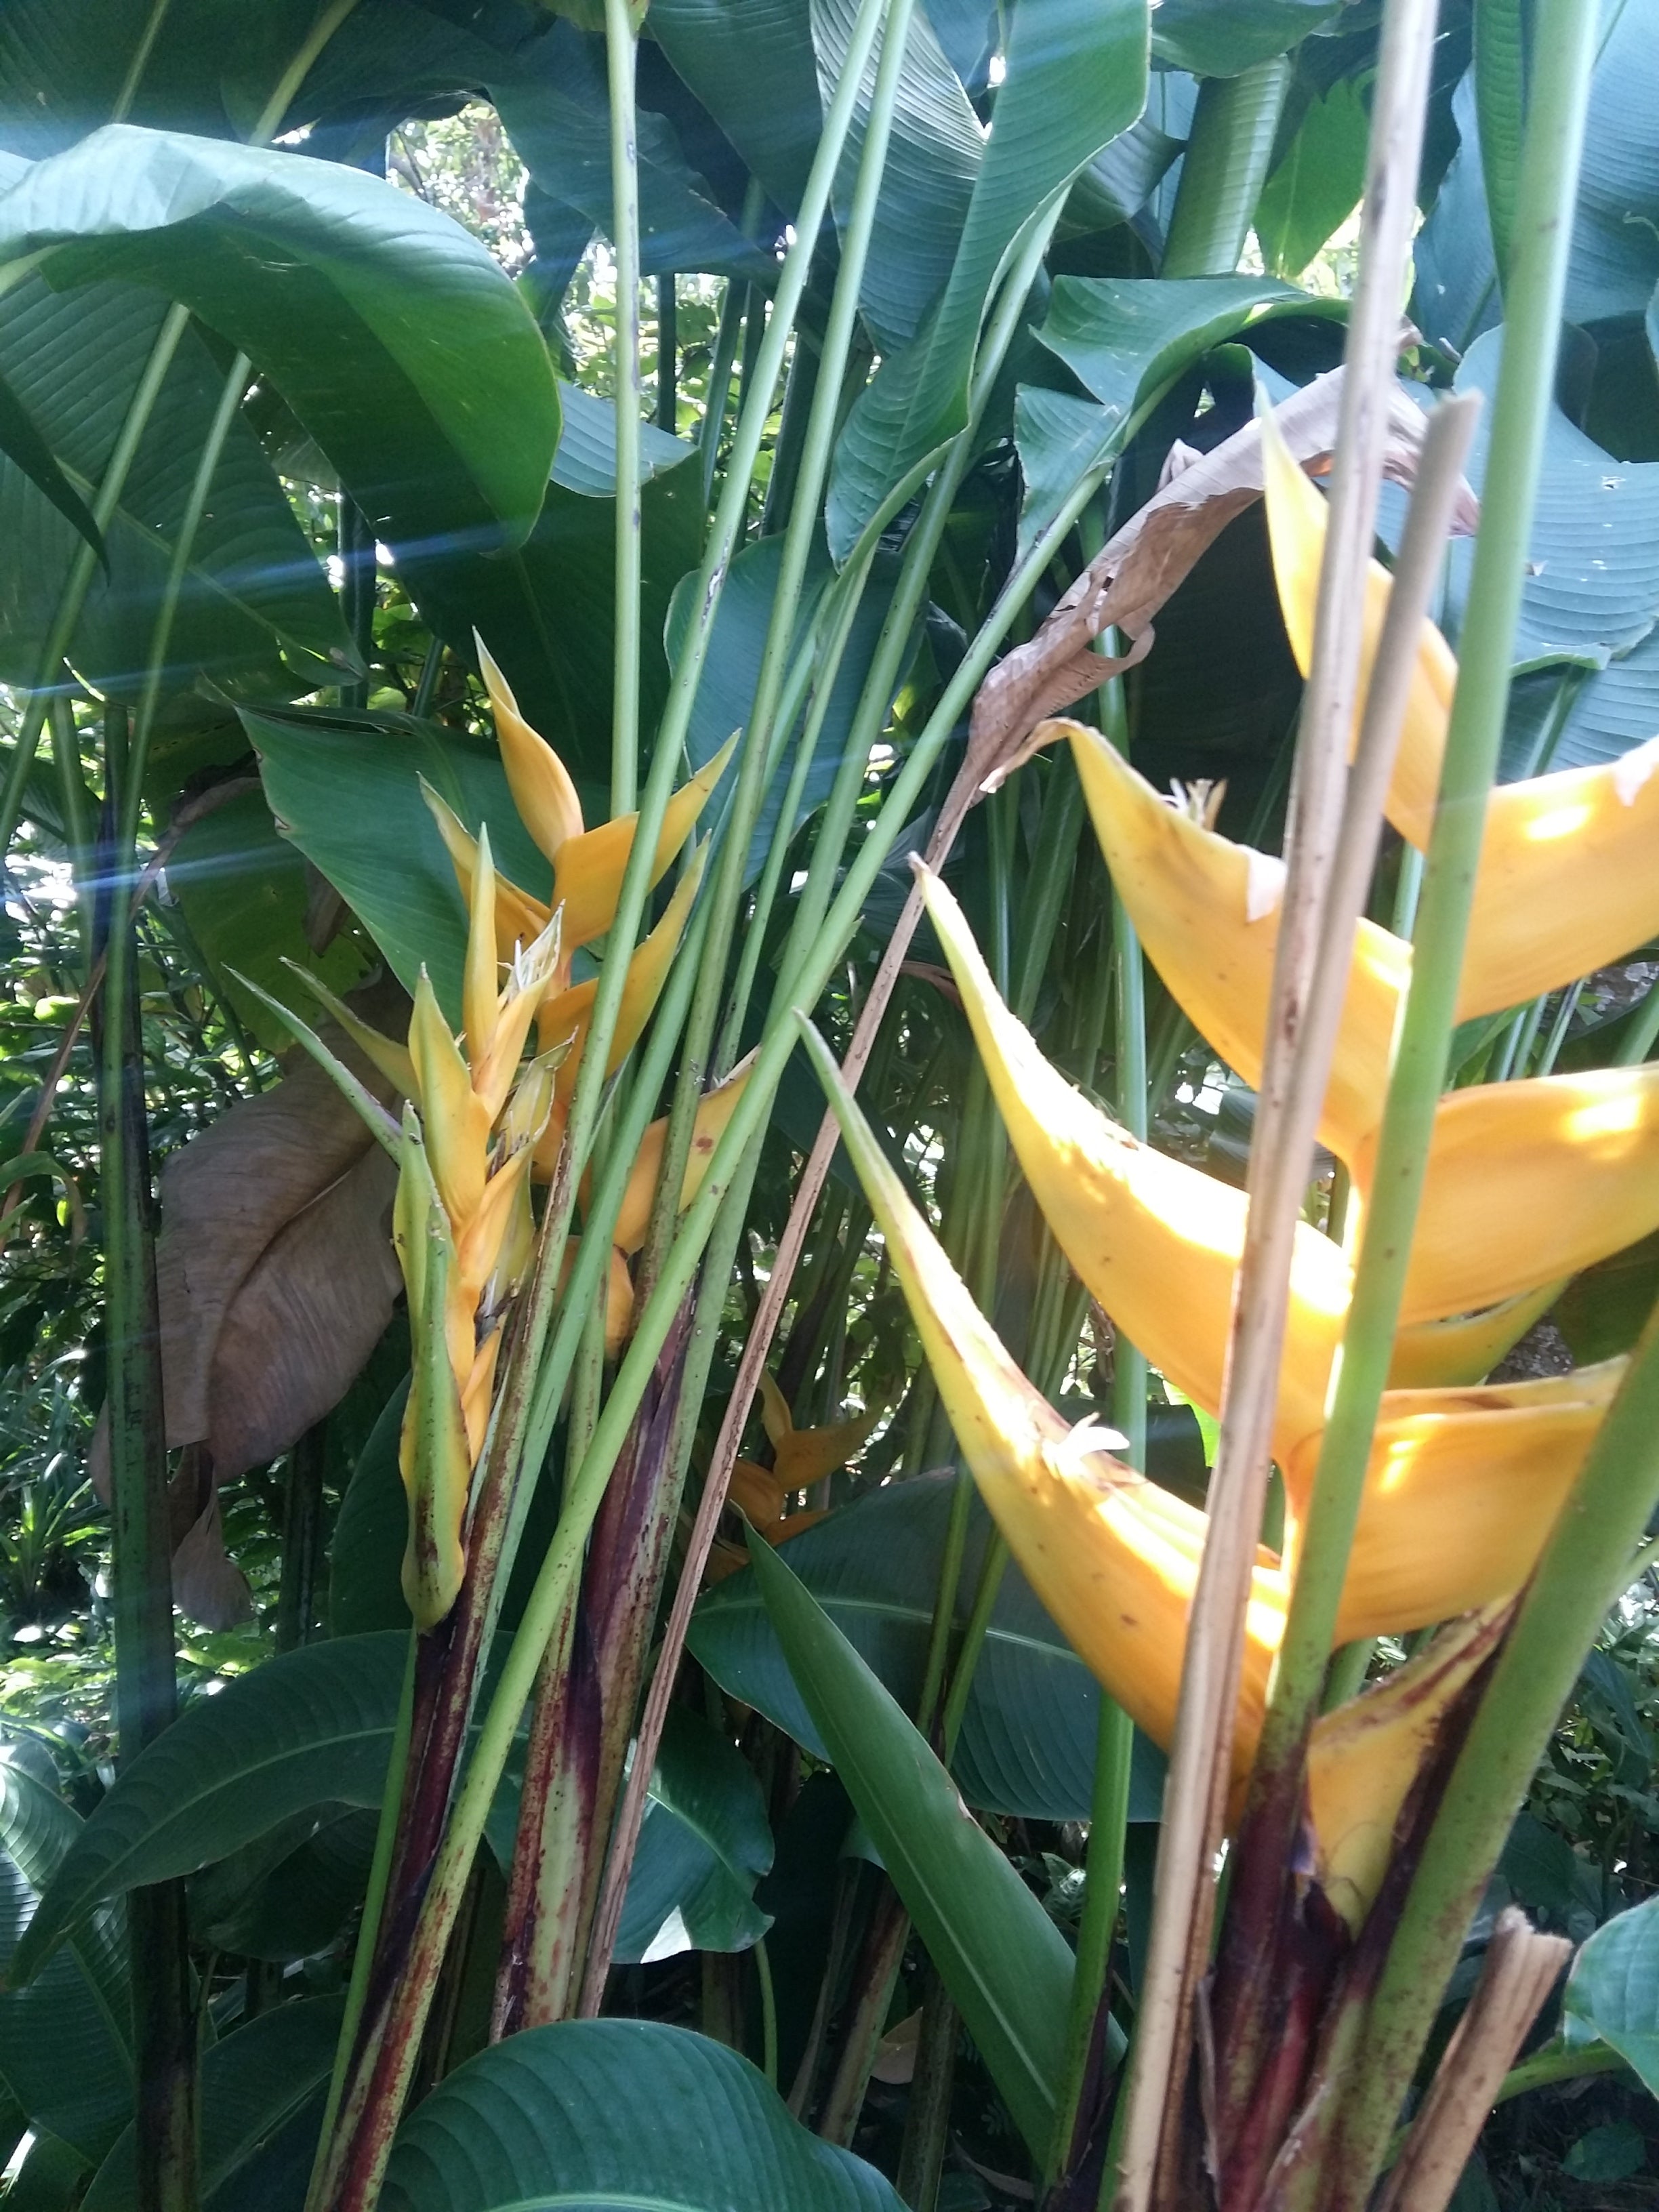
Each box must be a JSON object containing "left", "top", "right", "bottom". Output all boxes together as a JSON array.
[{"left": 7, "top": 3, "right": 1659, "bottom": 2211}]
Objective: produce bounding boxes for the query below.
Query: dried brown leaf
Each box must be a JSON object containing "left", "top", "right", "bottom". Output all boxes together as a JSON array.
[
  {"left": 969, "top": 368, "right": 1479, "bottom": 792},
  {"left": 170, "top": 1489, "right": 252, "bottom": 1631}
]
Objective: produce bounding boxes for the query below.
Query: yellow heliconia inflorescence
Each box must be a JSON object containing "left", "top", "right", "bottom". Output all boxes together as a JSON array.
[
  {"left": 708, "top": 1370, "right": 885, "bottom": 1582},
  {"left": 806, "top": 410, "right": 1659, "bottom": 1929},
  {"left": 305, "top": 641, "right": 731, "bottom": 1629}
]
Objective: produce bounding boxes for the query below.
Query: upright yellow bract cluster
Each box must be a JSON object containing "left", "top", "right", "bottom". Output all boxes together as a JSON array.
[
  {"left": 811, "top": 415, "right": 1659, "bottom": 1927},
  {"left": 316, "top": 643, "right": 737, "bottom": 1629}
]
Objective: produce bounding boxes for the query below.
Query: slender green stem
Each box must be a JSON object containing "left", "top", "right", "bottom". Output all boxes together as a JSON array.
[
  {"left": 1534, "top": 978, "right": 1581, "bottom": 1076},
  {"left": 98, "top": 710, "right": 196, "bottom": 2212},
  {"left": 411, "top": 638, "right": 445, "bottom": 718},
  {"left": 251, "top": 0, "right": 365, "bottom": 142},
  {"left": 720, "top": 554, "right": 878, "bottom": 1061},
  {"left": 697, "top": 247, "right": 751, "bottom": 510},
  {"left": 48, "top": 699, "right": 93, "bottom": 968},
  {"left": 1330, "top": 1292, "right": 1659, "bottom": 2200},
  {"left": 1051, "top": 1699, "right": 1134, "bottom": 2184},
  {"left": 312, "top": 1631, "right": 417, "bottom": 2165},
  {"left": 938, "top": 1535, "right": 1007, "bottom": 1758},
  {"left": 655, "top": 274, "right": 678, "bottom": 435},
  {"left": 641, "top": 0, "right": 920, "bottom": 1314},
  {"left": 1051, "top": 617, "right": 1141, "bottom": 2186},
  {"left": 605, "top": 0, "right": 642, "bottom": 815},
  {"left": 124, "top": 354, "right": 251, "bottom": 848},
  {"left": 754, "top": 1938, "right": 779, "bottom": 2089},
  {"left": 1161, "top": 60, "right": 1292, "bottom": 279},
  {"left": 1492, "top": 2037, "right": 1627, "bottom": 2108},
  {"left": 112, "top": 0, "right": 173, "bottom": 123},
  {"left": 1321, "top": 1635, "right": 1372, "bottom": 1710},
  {"left": 916, "top": 1471, "right": 974, "bottom": 1731},
  {"left": 1255, "top": 0, "right": 1595, "bottom": 1801},
  {"left": 337, "top": 495, "right": 374, "bottom": 711}
]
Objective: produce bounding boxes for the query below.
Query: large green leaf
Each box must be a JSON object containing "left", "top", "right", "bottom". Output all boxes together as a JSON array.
[
  {"left": 650, "top": 0, "right": 825, "bottom": 217},
  {"left": 1013, "top": 384, "right": 1126, "bottom": 557},
  {"left": 21, "top": 1628, "right": 773, "bottom": 1982},
  {"left": 0, "top": 1749, "right": 128, "bottom": 2037},
  {"left": 0, "top": 124, "right": 560, "bottom": 557},
  {"left": 1563, "top": 1894, "right": 1659, "bottom": 2094},
  {"left": 167, "top": 788, "right": 373, "bottom": 1051},
  {"left": 1417, "top": 21, "right": 1659, "bottom": 360},
  {"left": 0, "top": 274, "right": 348, "bottom": 699},
  {"left": 1557, "top": 1233, "right": 1659, "bottom": 1367},
  {"left": 190, "top": 1805, "right": 378, "bottom": 1963},
  {"left": 1034, "top": 272, "right": 1324, "bottom": 411},
  {"left": 0, "top": 1847, "right": 132, "bottom": 2163},
  {"left": 0, "top": 0, "right": 533, "bottom": 153},
  {"left": 243, "top": 703, "right": 554, "bottom": 1019},
  {"left": 15, "top": 1633, "right": 412, "bottom": 1983},
  {"left": 81, "top": 1996, "right": 344, "bottom": 2212},
  {"left": 1446, "top": 329, "right": 1659, "bottom": 765},
  {"left": 0, "top": 359, "right": 102, "bottom": 559},
  {"left": 383, "top": 2020, "right": 905, "bottom": 2211},
  {"left": 495, "top": 23, "right": 771, "bottom": 281},
  {"left": 692, "top": 1472, "right": 1165, "bottom": 1824},
  {"left": 1150, "top": 0, "right": 1342, "bottom": 76},
  {"left": 746, "top": 1534, "right": 1075, "bottom": 2163},
  {"left": 615, "top": 1706, "right": 773, "bottom": 1965},
  {"left": 813, "top": 0, "right": 982, "bottom": 354},
  {"left": 552, "top": 378, "right": 695, "bottom": 497},
  {"left": 1563, "top": 0, "right": 1659, "bottom": 328},
  {"left": 400, "top": 435, "right": 703, "bottom": 790},
  {"left": 1254, "top": 73, "right": 1368, "bottom": 280},
  {"left": 826, "top": 0, "right": 1150, "bottom": 558}
]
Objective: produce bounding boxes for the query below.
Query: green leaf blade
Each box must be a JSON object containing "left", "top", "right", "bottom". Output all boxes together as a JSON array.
[
  {"left": 744, "top": 1532, "right": 1075, "bottom": 2163},
  {"left": 382, "top": 2019, "right": 905, "bottom": 2211}
]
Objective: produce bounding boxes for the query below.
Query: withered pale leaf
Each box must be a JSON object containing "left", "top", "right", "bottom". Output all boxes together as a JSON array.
[
  {"left": 970, "top": 367, "right": 1479, "bottom": 787},
  {"left": 170, "top": 1489, "right": 252, "bottom": 1631},
  {"left": 204, "top": 1139, "right": 401, "bottom": 1481}
]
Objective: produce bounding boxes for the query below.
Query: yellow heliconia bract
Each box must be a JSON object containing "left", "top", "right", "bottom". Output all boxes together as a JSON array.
[
  {"left": 918, "top": 862, "right": 1348, "bottom": 1470},
  {"left": 1261, "top": 398, "right": 1454, "bottom": 853},
  {"left": 1063, "top": 719, "right": 1659, "bottom": 1178},
  {"left": 1393, "top": 1067, "right": 1659, "bottom": 1322},
  {"left": 1065, "top": 721, "right": 1397, "bottom": 1165},
  {"left": 475, "top": 635, "right": 584, "bottom": 866},
  {"left": 605, "top": 1052, "right": 757, "bottom": 1255},
  {"left": 1305, "top": 1609, "right": 1509, "bottom": 1931},
  {"left": 1385, "top": 1283, "right": 1561, "bottom": 1391},
  {"left": 550, "top": 735, "right": 735, "bottom": 954},
  {"left": 390, "top": 844, "right": 561, "bottom": 1628},
  {"left": 916, "top": 865, "right": 1631, "bottom": 1551},
  {"left": 800, "top": 1021, "right": 1509, "bottom": 1872},
  {"left": 533, "top": 842, "right": 710, "bottom": 1175},
  {"left": 758, "top": 1369, "right": 884, "bottom": 1493},
  {"left": 1329, "top": 1364, "right": 1624, "bottom": 1642}
]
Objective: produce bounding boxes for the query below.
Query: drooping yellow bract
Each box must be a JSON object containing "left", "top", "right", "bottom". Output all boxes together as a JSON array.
[
  {"left": 1065, "top": 720, "right": 1659, "bottom": 1181},
  {"left": 796, "top": 410, "right": 1659, "bottom": 1929},
  {"left": 916, "top": 864, "right": 1638, "bottom": 1543},
  {"left": 1260, "top": 397, "right": 1455, "bottom": 854},
  {"left": 798, "top": 1019, "right": 1509, "bottom": 1915}
]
